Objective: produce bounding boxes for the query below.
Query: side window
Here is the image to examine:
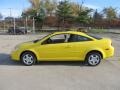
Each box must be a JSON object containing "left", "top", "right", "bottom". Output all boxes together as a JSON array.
[
  {"left": 50, "top": 34, "right": 65, "bottom": 40},
  {"left": 42, "top": 34, "right": 70, "bottom": 44},
  {"left": 68, "top": 34, "right": 92, "bottom": 42},
  {"left": 77, "top": 35, "right": 92, "bottom": 41}
]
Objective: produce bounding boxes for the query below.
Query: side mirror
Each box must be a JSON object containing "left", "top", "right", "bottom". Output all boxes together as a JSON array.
[{"left": 47, "top": 39, "right": 52, "bottom": 44}]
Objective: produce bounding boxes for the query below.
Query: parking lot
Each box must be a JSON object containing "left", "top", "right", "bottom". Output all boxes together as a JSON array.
[{"left": 0, "top": 33, "right": 120, "bottom": 90}]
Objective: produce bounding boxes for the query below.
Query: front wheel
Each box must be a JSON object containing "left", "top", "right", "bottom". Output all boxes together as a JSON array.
[
  {"left": 85, "top": 52, "right": 102, "bottom": 66},
  {"left": 21, "top": 52, "right": 36, "bottom": 66}
]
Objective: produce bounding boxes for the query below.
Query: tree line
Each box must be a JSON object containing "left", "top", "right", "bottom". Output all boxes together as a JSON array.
[{"left": 1, "top": 0, "right": 120, "bottom": 30}]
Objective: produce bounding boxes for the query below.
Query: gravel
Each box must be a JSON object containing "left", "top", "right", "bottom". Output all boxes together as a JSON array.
[{"left": 0, "top": 33, "right": 120, "bottom": 90}]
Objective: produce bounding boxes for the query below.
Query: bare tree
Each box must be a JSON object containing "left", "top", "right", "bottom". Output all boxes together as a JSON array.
[
  {"left": 43, "top": 0, "right": 57, "bottom": 16},
  {"left": 29, "top": 0, "right": 41, "bottom": 10},
  {"left": 103, "top": 6, "right": 118, "bottom": 20}
]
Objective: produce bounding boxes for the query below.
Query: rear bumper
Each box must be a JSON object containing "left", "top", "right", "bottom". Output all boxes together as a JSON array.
[{"left": 104, "top": 46, "right": 114, "bottom": 59}]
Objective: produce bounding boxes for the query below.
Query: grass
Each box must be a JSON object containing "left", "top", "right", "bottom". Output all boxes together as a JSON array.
[{"left": 88, "top": 29, "right": 108, "bottom": 33}]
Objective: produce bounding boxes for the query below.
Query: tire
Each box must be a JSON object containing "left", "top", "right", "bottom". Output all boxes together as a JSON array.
[
  {"left": 85, "top": 52, "right": 102, "bottom": 66},
  {"left": 21, "top": 52, "right": 36, "bottom": 66}
]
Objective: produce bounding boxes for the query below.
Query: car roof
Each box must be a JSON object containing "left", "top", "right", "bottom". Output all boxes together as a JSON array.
[
  {"left": 52, "top": 31, "right": 97, "bottom": 40},
  {"left": 53, "top": 31, "right": 87, "bottom": 36}
]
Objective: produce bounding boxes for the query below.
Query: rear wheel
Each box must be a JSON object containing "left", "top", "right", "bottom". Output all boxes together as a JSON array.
[
  {"left": 85, "top": 52, "right": 102, "bottom": 66},
  {"left": 21, "top": 52, "right": 36, "bottom": 66}
]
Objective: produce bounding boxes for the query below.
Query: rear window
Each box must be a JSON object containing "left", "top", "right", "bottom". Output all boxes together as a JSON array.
[{"left": 87, "top": 34, "right": 103, "bottom": 40}]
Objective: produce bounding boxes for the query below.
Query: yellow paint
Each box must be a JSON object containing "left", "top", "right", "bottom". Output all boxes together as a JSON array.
[{"left": 11, "top": 31, "right": 114, "bottom": 61}]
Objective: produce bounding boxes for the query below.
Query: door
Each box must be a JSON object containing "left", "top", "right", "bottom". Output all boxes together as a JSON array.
[{"left": 37, "top": 34, "right": 72, "bottom": 60}]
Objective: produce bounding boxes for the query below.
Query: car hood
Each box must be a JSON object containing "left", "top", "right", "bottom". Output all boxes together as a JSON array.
[{"left": 19, "top": 41, "right": 36, "bottom": 49}]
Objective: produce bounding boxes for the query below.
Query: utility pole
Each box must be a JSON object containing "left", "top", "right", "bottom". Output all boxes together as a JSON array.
[
  {"left": 8, "top": 8, "right": 16, "bottom": 34},
  {"left": 8, "top": 8, "right": 12, "bottom": 17},
  {"left": 4, "top": 21, "right": 5, "bottom": 32},
  {"left": 8, "top": 8, "right": 13, "bottom": 26},
  {"left": 13, "top": 17, "right": 16, "bottom": 34},
  {"left": 26, "top": 17, "right": 28, "bottom": 32},
  {"left": 33, "top": 17, "right": 35, "bottom": 34},
  {"left": 7, "top": 8, "right": 12, "bottom": 29}
]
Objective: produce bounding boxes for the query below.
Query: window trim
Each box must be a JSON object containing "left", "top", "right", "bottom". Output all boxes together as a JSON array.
[
  {"left": 67, "top": 34, "right": 93, "bottom": 43},
  {"left": 41, "top": 33, "right": 94, "bottom": 45},
  {"left": 41, "top": 33, "right": 70, "bottom": 45}
]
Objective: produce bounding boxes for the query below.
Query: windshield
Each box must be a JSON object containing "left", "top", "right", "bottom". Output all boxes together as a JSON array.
[{"left": 33, "top": 33, "right": 53, "bottom": 43}]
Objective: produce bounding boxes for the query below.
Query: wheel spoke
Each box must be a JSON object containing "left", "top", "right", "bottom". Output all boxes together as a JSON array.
[
  {"left": 92, "top": 60, "right": 95, "bottom": 65},
  {"left": 22, "top": 54, "right": 34, "bottom": 65}
]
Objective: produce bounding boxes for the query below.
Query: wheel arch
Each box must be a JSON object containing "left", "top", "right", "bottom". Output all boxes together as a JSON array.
[
  {"left": 85, "top": 50, "right": 104, "bottom": 59},
  {"left": 20, "top": 50, "right": 38, "bottom": 61}
]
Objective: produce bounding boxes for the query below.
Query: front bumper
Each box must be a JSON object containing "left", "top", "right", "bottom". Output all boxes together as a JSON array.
[{"left": 11, "top": 50, "right": 21, "bottom": 61}]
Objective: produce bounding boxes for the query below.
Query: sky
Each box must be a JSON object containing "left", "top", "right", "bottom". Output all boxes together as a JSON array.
[
  {"left": 0, "top": 0, "right": 30, "bottom": 18},
  {"left": 0, "top": 0, "right": 120, "bottom": 18}
]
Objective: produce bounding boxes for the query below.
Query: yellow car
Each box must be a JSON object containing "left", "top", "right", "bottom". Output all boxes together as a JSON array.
[{"left": 11, "top": 31, "right": 114, "bottom": 66}]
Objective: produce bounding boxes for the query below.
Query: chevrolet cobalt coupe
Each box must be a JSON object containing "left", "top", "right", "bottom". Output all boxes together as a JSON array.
[{"left": 11, "top": 31, "right": 114, "bottom": 66}]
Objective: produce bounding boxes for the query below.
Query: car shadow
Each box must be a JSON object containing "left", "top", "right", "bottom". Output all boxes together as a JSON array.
[
  {"left": 0, "top": 53, "right": 22, "bottom": 66},
  {"left": 36, "top": 61, "right": 86, "bottom": 67},
  {"left": 0, "top": 53, "right": 87, "bottom": 67}
]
